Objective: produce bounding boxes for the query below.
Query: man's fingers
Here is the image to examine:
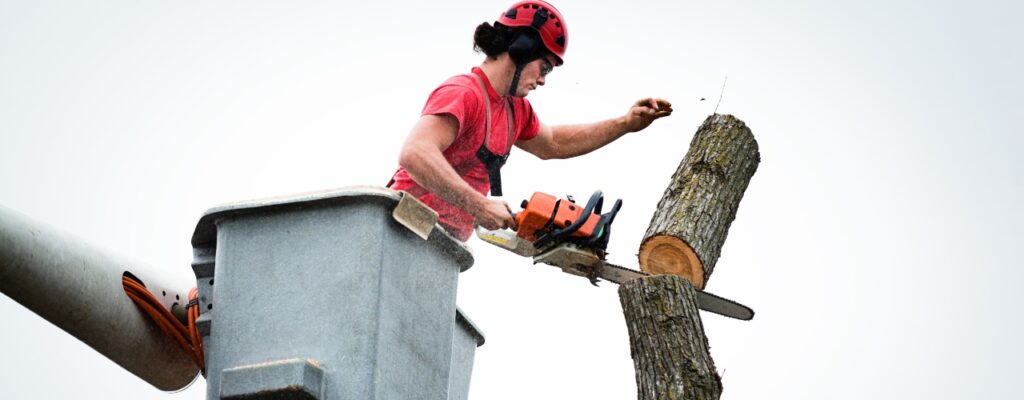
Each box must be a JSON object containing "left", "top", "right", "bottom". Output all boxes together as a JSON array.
[
  {"left": 501, "top": 202, "right": 518, "bottom": 230},
  {"left": 651, "top": 99, "right": 672, "bottom": 118},
  {"left": 635, "top": 98, "right": 673, "bottom": 115}
]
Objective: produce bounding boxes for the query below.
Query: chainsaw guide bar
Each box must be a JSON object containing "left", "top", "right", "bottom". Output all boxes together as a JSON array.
[{"left": 476, "top": 226, "right": 754, "bottom": 321}]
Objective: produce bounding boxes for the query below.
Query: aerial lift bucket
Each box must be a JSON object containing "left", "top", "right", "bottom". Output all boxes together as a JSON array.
[{"left": 189, "top": 186, "right": 484, "bottom": 400}]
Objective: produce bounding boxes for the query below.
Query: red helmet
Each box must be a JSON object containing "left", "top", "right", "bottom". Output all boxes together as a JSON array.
[{"left": 496, "top": 1, "right": 568, "bottom": 65}]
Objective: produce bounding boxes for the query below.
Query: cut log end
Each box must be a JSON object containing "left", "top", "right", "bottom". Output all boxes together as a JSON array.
[{"left": 638, "top": 235, "right": 705, "bottom": 288}]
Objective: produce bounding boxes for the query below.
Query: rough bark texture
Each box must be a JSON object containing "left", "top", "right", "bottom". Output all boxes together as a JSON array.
[
  {"left": 619, "top": 275, "right": 722, "bottom": 400},
  {"left": 639, "top": 114, "right": 760, "bottom": 288}
]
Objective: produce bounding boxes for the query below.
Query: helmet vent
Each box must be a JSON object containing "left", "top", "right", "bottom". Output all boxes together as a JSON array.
[
  {"left": 555, "top": 36, "right": 565, "bottom": 47},
  {"left": 505, "top": 9, "right": 517, "bottom": 19}
]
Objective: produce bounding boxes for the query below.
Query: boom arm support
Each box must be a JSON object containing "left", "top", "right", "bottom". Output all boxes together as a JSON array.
[{"left": 0, "top": 205, "right": 199, "bottom": 391}]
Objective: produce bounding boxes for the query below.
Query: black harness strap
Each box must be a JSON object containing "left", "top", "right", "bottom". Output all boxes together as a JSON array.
[{"left": 472, "top": 73, "right": 515, "bottom": 196}]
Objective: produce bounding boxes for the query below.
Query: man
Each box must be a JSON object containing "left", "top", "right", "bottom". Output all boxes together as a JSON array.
[{"left": 389, "top": 0, "right": 672, "bottom": 241}]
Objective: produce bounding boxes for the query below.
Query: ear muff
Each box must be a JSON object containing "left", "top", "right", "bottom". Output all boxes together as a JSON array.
[{"left": 507, "top": 30, "right": 542, "bottom": 65}]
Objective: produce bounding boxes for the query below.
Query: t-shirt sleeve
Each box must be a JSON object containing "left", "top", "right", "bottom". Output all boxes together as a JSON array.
[
  {"left": 421, "top": 84, "right": 480, "bottom": 137},
  {"left": 516, "top": 98, "right": 541, "bottom": 141}
]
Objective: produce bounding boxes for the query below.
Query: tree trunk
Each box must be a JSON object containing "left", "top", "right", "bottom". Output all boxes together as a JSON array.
[
  {"left": 619, "top": 275, "right": 722, "bottom": 400},
  {"left": 639, "top": 114, "right": 760, "bottom": 289},
  {"left": 619, "top": 114, "right": 759, "bottom": 399}
]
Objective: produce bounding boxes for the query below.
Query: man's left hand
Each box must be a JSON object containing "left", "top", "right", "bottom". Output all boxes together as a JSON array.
[{"left": 623, "top": 98, "right": 673, "bottom": 133}]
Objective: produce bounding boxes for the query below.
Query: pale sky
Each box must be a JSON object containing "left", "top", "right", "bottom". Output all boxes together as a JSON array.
[{"left": 1, "top": 0, "right": 1022, "bottom": 399}]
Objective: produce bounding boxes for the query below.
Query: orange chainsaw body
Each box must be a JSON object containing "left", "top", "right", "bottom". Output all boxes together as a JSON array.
[{"left": 513, "top": 192, "right": 603, "bottom": 242}]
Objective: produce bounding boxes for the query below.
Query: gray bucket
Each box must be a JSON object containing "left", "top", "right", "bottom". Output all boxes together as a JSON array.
[{"left": 189, "top": 186, "right": 484, "bottom": 400}]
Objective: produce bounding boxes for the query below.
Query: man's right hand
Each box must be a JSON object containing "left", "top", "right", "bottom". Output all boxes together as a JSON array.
[{"left": 473, "top": 198, "right": 516, "bottom": 231}]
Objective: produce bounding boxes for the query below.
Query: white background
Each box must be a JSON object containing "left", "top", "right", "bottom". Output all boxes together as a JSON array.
[{"left": 2, "top": 0, "right": 1022, "bottom": 398}]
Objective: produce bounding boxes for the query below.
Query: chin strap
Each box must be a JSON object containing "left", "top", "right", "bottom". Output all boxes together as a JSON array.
[{"left": 508, "top": 62, "right": 527, "bottom": 96}]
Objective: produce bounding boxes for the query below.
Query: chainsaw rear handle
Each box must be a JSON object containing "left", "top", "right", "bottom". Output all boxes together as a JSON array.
[{"left": 533, "top": 191, "right": 604, "bottom": 249}]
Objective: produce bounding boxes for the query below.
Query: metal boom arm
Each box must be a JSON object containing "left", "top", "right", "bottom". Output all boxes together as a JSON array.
[{"left": 0, "top": 205, "right": 199, "bottom": 391}]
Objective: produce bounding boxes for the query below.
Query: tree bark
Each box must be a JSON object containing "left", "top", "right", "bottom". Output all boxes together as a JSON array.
[
  {"left": 639, "top": 114, "right": 760, "bottom": 289},
  {"left": 619, "top": 114, "right": 759, "bottom": 399},
  {"left": 619, "top": 275, "right": 722, "bottom": 400}
]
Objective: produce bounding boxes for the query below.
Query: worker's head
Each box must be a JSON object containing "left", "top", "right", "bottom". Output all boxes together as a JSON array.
[{"left": 474, "top": 0, "right": 568, "bottom": 96}]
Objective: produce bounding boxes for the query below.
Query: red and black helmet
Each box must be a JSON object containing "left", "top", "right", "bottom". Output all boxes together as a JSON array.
[{"left": 496, "top": 0, "right": 568, "bottom": 65}]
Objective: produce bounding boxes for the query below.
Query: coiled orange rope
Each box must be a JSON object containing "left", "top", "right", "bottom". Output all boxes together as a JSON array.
[{"left": 122, "top": 275, "right": 205, "bottom": 372}]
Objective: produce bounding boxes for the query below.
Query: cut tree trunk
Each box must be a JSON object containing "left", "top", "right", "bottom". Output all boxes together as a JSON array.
[
  {"left": 619, "top": 114, "right": 759, "bottom": 399},
  {"left": 619, "top": 275, "right": 722, "bottom": 400},
  {"left": 639, "top": 114, "right": 760, "bottom": 289}
]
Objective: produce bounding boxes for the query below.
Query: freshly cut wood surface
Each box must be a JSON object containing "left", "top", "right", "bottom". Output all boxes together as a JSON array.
[
  {"left": 640, "top": 114, "right": 760, "bottom": 288},
  {"left": 637, "top": 235, "right": 702, "bottom": 285}
]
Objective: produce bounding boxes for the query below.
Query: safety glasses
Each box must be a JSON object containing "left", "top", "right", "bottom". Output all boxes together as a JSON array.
[{"left": 538, "top": 58, "right": 554, "bottom": 77}]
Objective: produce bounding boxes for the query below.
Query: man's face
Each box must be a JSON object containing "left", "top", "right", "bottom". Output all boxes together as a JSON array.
[{"left": 515, "top": 55, "right": 556, "bottom": 97}]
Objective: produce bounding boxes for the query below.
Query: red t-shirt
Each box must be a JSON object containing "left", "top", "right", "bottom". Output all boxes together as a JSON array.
[{"left": 390, "top": 67, "right": 541, "bottom": 241}]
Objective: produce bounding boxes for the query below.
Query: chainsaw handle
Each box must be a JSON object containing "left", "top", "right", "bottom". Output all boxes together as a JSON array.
[
  {"left": 587, "top": 198, "right": 622, "bottom": 247},
  {"left": 533, "top": 190, "right": 603, "bottom": 249}
]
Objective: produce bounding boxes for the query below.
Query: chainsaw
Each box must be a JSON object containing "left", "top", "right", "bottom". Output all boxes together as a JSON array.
[{"left": 476, "top": 191, "right": 754, "bottom": 321}]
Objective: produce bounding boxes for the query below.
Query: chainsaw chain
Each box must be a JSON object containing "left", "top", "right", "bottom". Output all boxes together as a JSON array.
[{"left": 594, "top": 261, "right": 650, "bottom": 285}]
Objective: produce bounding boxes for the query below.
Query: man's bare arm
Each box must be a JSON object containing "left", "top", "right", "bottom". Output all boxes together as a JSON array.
[
  {"left": 517, "top": 98, "right": 673, "bottom": 160},
  {"left": 398, "top": 114, "right": 514, "bottom": 230}
]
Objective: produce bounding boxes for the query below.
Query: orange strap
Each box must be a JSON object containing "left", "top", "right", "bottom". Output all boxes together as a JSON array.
[{"left": 122, "top": 276, "right": 205, "bottom": 373}]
